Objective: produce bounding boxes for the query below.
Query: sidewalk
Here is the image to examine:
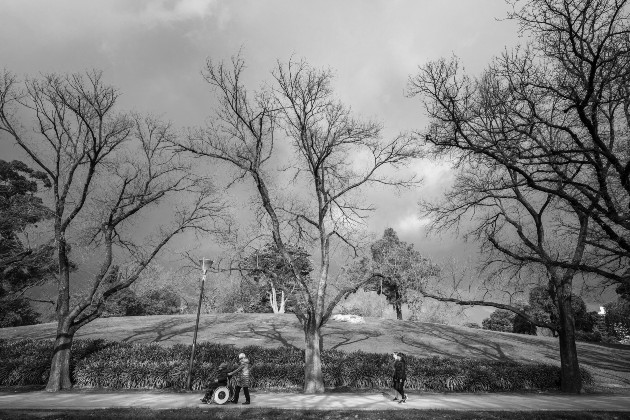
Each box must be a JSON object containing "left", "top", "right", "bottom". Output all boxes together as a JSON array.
[{"left": 1, "top": 390, "right": 630, "bottom": 411}]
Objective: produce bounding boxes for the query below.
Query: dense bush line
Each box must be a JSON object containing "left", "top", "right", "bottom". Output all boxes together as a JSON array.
[{"left": 0, "top": 338, "right": 592, "bottom": 392}]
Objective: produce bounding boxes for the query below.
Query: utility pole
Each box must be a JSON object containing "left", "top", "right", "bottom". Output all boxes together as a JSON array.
[{"left": 186, "top": 258, "right": 212, "bottom": 390}]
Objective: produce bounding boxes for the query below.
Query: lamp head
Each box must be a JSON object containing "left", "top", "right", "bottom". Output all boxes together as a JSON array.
[{"left": 199, "top": 258, "right": 213, "bottom": 273}]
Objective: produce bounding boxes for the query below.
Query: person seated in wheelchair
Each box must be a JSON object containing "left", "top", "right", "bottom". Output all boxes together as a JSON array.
[{"left": 201, "top": 362, "right": 231, "bottom": 404}]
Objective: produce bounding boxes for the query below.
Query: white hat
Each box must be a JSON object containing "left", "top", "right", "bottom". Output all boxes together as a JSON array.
[{"left": 238, "top": 353, "right": 246, "bottom": 359}]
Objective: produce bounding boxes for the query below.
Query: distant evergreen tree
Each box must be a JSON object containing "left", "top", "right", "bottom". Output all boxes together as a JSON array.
[
  {"left": 482, "top": 309, "right": 514, "bottom": 332},
  {"left": 0, "top": 160, "right": 57, "bottom": 326},
  {"left": 366, "top": 228, "right": 439, "bottom": 320}
]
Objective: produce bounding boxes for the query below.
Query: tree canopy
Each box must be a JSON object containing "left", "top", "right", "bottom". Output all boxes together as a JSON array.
[
  {"left": 365, "top": 228, "right": 439, "bottom": 320},
  {"left": 239, "top": 242, "right": 313, "bottom": 313},
  {"left": 0, "top": 160, "right": 60, "bottom": 326}
]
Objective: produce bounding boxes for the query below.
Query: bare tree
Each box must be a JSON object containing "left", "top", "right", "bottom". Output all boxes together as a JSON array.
[
  {"left": 423, "top": 158, "right": 590, "bottom": 388},
  {"left": 506, "top": 0, "right": 630, "bottom": 288},
  {"left": 173, "top": 55, "right": 419, "bottom": 393},
  {"left": 407, "top": 0, "right": 630, "bottom": 394},
  {"left": 0, "top": 70, "right": 227, "bottom": 391}
]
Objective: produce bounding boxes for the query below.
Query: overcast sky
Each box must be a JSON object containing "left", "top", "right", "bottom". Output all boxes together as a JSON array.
[
  {"left": 3, "top": 1, "right": 562, "bottom": 320},
  {"left": 0, "top": 0, "right": 519, "bottom": 240}
]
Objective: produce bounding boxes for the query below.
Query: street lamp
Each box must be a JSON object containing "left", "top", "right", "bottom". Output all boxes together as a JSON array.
[{"left": 186, "top": 258, "right": 212, "bottom": 390}]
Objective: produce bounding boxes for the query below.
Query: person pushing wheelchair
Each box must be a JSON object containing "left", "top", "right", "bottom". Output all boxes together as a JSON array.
[{"left": 228, "top": 352, "right": 251, "bottom": 405}]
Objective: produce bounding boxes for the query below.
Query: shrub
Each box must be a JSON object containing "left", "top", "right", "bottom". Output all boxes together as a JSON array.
[
  {"left": 0, "top": 339, "right": 592, "bottom": 392},
  {"left": 513, "top": 314, "right": 537, "bottom": 335},
  {"left": 613, "top": 323, "right": 630, "bottom": 345},
  {"left": 575, "top": 330, "right": 602, "bottom": 342},
  {"left": 482, "top": 309, "right": 514, "bottom": 332},
  {"left": 337, "top": 304, "right": 368, "bottom": 317},
  {"left": 0, "top": 297, "right": 40, "bottom": 327},
  {"left": 102, "top": 287, "right": 182, "bottom": 317}
]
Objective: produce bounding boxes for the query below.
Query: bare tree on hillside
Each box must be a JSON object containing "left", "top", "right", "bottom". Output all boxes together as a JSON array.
[
  {"left": 0, "top": 71, "right": 227, "bottom": 391},
  {"left": 407, "top": 0, "right": 630, "bottom": 393},
  {"left": 173, "top": 55, "right": 420, "bottom": 393}
]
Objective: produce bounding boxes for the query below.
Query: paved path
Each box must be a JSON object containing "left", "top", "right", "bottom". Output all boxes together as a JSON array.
[{"left": 1, "top": 390, "right": 630, "bottom": 411}]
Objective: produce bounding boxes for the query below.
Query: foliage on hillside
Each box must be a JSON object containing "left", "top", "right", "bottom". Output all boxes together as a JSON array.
[
  {"left": 0, "top": 338, "right": 592, "bottom": 392},
  {"left": 103, "top": 286, "right": 183, "bottom": 317}
]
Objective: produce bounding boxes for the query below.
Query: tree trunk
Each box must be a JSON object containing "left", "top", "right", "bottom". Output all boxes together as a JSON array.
[
  {"left": 303, "top": 324, "right": 325, "bottom": 393},
  {"left": 46, "top": 322, "right": 74, "bottom": 391},
  {"left": 269, "top": 285, "right": 279, "bottom": 313},
  {"left": 47, "top": 230, "right": 74, "bottom": 392},
  {"left": 278, "top": 290, "right": 286, "bottom": 314},
  {"left": 557, "top": 287, "right": 582, "bottom": 393},
  {"left": 393, "top": 289, "right": 403, "bottom": 320},
  {"left": 269, "top": 286, "right": 286, "bottom": 314}
]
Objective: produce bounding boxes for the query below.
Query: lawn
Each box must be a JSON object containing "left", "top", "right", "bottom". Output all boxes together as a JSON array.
[{"left": 1, "top": 313, "right": 629, "bottom": 391}]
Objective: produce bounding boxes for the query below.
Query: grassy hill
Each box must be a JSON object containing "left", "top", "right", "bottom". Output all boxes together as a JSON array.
[{"left": 1, "top": 313, "right": 629, "bottom": 391}]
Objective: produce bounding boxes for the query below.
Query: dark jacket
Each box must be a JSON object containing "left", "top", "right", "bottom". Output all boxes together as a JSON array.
[
  {"left": 393, "top": 359, "right": 406, "bottom": 381},
  {"left": 212, "top": 366, "right": 229, "bottom": 387},
  {"left": 229, "top": 357, "right": 251, "bottom": 387}
]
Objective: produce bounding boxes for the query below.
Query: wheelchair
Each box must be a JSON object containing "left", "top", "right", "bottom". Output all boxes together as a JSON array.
[{"left": 209, "top": 376, "right": 237, "bottom": 405}]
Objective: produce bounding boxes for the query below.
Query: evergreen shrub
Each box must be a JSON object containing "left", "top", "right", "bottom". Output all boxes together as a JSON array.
[{"left": 0, "top": 338, "right": 592, "bottom": 391}]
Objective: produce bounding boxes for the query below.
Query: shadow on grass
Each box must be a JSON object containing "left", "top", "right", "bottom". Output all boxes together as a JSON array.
[
  {"left": 3, "top": 313, "right": 629, "bottom": 388},
  {"left": 240, "top": 322, "right": 302, "bottom": 351}
]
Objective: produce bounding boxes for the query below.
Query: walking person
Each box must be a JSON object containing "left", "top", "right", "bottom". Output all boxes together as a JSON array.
[
  {"left": 229, "top": 353, "right": 252, "bottom": 405},
  {"left": 392, "top": 352, "right": 407, "bottom": 403}
]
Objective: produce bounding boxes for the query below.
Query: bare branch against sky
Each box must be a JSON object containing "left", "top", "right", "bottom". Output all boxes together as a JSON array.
[
  {"left": 0, "top": 0, "right": 519, "bottom": 257},
  {"left": 8, "top": 0, "right": 619, "bottom": 322}
]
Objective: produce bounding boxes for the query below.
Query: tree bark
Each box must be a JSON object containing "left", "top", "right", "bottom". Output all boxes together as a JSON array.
[
  {"left": 45, "top": 320, "right": 74, "bottom": 391},
  {"left": 46, "top": 229, "right": 74, "bottom": 392},
  {"left": 303, "top": 323, "right": 325, "bottom": 393},
  {"left": 556, "top": 285, "right": 582, "bottom": 393},
  {"left": 269, "top": 285, "right": 279, "bottom": 313},
  {"left": 394, "top": 289, "right": 403, "bottom": 320},
  {"left": 269, "top": 285, "right": 286, "bottom": 314},
  {"left": 278, "top": 290, "right": 286, "bottom": 314}
]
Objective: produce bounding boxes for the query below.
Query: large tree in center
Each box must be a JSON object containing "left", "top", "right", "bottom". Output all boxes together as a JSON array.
[{"left": 174, "top": 55, "right": 419, "bottom": 393}]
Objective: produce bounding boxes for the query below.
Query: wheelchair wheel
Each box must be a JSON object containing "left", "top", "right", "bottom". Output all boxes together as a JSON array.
[{"left": 213, "top": 386, "right": 231, "bottom": 405}]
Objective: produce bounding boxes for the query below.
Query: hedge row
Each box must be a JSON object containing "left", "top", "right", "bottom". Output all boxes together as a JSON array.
[{"left": 0, "top": 338, "right": 592, "bottom": 392}]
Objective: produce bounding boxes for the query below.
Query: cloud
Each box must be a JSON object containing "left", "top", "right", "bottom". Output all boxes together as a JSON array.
[
  {"left": 395, "top": 213, "right": 431, "bottom": 235},
  {"left": 136, "top": 0, "right": 219, "bottom": 25}
]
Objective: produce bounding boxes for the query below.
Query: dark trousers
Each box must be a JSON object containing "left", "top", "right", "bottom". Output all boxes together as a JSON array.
[
  {"left": 233, "top": 385, "right": 250, "bottom": 403},
  {"left": 202, "top": 386, "right": 217, "bottom": 401},
  {"left": 393, "top": 378, "right": 405, "bottom": 398}
]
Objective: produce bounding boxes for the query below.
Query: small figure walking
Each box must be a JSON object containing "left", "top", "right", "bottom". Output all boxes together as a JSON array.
[
  {"left": 229, "top": 353, "right": 251, "bottom": 405},
  {"left": 392, "top": 352, "right": 407, "bottom": 403}
]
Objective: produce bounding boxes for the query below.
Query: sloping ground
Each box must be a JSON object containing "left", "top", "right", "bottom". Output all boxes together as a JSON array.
[{"left": 1, "top": 313, "right": 629, "bottom": 390}]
